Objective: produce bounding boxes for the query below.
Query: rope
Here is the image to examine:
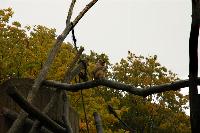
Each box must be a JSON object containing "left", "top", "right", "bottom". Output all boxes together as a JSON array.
[
  {"left": 71, "top": 23, "right": 90, "bottom": 133},
  {"left": 81, "top": 90, "right": 90, "bottom": 133},
  {"left": 71, "top": 22, "right": 78, "bottom": 52}
]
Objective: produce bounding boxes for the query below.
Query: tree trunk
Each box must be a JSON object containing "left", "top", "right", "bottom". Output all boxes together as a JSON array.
[{"left": 189, "top": 0, "right": 200, "bottom": 132}]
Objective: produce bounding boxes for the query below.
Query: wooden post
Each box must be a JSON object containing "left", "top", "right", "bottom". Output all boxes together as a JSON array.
[
  {"left": 189, "top": 0, "right": 200, "bottom": 132},
  {"left": 5, "top": 85, "right": 67, "bottom": 133},
  {"left": 93, "top": 112, "right": 103, "bottom": 133},
  {"left": 1, "top": 107, "right": 52, "bottom": 133}
]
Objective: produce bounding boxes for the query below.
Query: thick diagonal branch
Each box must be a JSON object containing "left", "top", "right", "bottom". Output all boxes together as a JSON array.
[
  {"left": 66, "top": 0, "right": 77, "bottom": 25},
  {"left": 8, "top": 0, "right": 98, "bottom": 132},
  {"left": 42, "top": 78, "right": 193, "bottom": 97},
  {"left": 73, "top": 0, "right": 98, "bottom": 27},
  {"left": 61, "top": 47, "right": 84, "bottom": 131},
  {"left": 2, "top": 108, "right": 52, "bottom": 133},
  {"left": 63, "top": 47, "right": 84, "bottom": 82},
  {"left": 5, "top": 85, "right": 67, "bottom": 133},
  {"left": 29, "top": 48, "right": 84, "bottom": 133}
]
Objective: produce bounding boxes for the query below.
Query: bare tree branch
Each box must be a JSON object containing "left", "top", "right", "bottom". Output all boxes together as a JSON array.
[
  {"left": 29, "top": 47, "right": 84, "bottom": 133},
  {"left": 63, "top": 47, "right": 84, "bottom": 82},
  {"left": 72, "top": 0, "right": 98, "bottom": 27},
  {"left": 28, "top": 91, "right": 64, "bottom": 133},
  {"left": 61, "top": 47, "right": 84, "bottom": 132},
  {"left": 8, "top": 0, "right": 98, "bottom": 132},
  {"left": 42, "top": 78, "right": 192, "bottom": 97},
  {"left": 62, "top": 0, "right": 98, "bottom": 39},
  {"left": 2, "top": 108, "right": 52, "bottom": 133},
  {"left": 5, "top": 85, "right": 67, "bottom": 133},
  {"left": 107, "top": 105, "right": 134, "bottom": 132},
  {"left": 66, "top": 0, "right": 77, "bottom": 25}
]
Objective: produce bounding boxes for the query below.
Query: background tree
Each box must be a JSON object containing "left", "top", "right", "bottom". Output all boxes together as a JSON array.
[
  {"left": 0, "top": 8, "right": 191, "bottom": 132},
  {"left": 110, "top": 52, "right": 190, "bottom": 132}
]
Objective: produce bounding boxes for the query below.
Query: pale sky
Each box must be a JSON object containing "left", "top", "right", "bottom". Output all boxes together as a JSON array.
[{"left": 1, "top": 0, "right": 199, "bottom": 96}]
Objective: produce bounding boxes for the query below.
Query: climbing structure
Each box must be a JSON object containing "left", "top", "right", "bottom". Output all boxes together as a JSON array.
[{"left": 0, "top": 0, "right": 199, "bottom": 133}]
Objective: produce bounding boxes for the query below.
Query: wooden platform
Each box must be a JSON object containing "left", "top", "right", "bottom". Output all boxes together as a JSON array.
[{"left": 0, "top": 78, "right": 79, "bottom": 133}]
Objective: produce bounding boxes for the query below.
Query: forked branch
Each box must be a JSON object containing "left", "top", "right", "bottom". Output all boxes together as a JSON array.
[{"left": 8, "top": 0, "right": 98, "bottom": 132}]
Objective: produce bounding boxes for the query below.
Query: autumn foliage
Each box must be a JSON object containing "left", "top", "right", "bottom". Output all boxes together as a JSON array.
[{"left": 0, "top": 8, "right": 190, "bottom": 132}]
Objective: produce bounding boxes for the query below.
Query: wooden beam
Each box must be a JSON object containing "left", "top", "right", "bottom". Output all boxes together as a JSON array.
[
  {"left": 189, "top": 0, "right": 200, "bottom": 131},
  {"left": 29, "top": 47, "right": 84, "bottom": 133},
  {"left": 4, "top": 84, "right": 67, "bottom": 133},
  {"left": 2, "top": 108, "right": 52, "bottom": 133}
]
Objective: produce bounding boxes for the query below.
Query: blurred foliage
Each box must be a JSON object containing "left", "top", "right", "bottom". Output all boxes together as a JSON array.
[{"left": 0, "top": 8, "right": 190, "bottom": 132}]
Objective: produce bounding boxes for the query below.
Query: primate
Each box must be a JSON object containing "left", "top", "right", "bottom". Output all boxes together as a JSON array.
[
  {"left": 93, "top": 59, "right": 106, "bottom": 79},
  {"left": 78, "top": 59, "right": 88, "bottom": 82}
]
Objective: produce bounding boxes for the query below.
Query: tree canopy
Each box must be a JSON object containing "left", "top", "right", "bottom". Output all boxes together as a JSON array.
[{"left": 0, "top": 8, "right": 191, "bottom": 132}]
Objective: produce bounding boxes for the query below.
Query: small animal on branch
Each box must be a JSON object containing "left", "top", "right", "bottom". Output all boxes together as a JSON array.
[
  {"left": 78, "top": 59, "right": 88, "bottom": 82},
  {"left": 92, "top": 59, "right": 107, "bottom": 79}
]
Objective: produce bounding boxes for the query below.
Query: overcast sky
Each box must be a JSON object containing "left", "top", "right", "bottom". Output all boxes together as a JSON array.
[{"left": 1, "top": 0, "right": 199, "bottom": 95}]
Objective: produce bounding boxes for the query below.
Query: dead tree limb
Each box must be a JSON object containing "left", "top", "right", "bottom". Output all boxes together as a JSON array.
[
  {"left": 107, "top": 105, "right": 134, "bottom": 132},
  {"left": 63, "top": 47, "right": 84, "bottom": 82},
  {"left": 61, "top": 47, "right": 85, "bottom": 131},
  {"left": 29, "top": 47, "right": 84, "bottom": 133},
  {"left": 4, "top": 85, "right": 67, "bottom": 133},
  {"left": 28, "top": 91, "right": 64, "bottom": 133},
  {"left": 42, "top": 78, "right": 191, "bottom": 97},
  {"left": 8, "top": 0, "right": 98, "bottom": 132},
  {"left": 189, "top": 0, "right": 200, "bottom": 132},
  {"left": 2, "top": 108, "right": 52, "bottom": 133},
  {"left": 73, "top": 0, "right": 98, "bottom": 27},
  {"left": 66, "top": 0, "right": 77, "bottom": 25},
  {"left": 189, "top": 20, "right": 199, "bottom": 133}
]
